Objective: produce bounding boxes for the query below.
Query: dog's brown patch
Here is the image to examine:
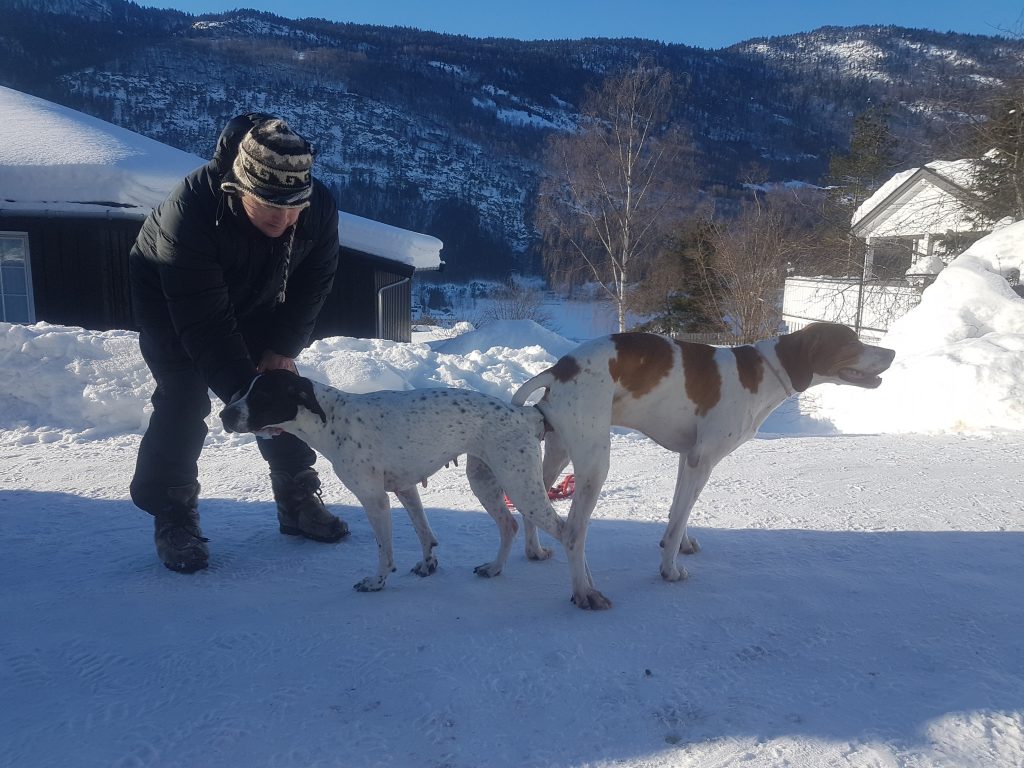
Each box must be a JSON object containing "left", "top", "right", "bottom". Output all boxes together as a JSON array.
[
  {"left": 732, "top": 345, "right": 763, "bottom": 394},
  {"left": 549, "top": 355, "right": 581, "bottom": 383},
  {"left": 774, "top": 329, "right": 812, "bottom": 392},
  {"left": 676, "top": 341, "right": 721, "bottom": 416},
  {"left": 608, "top": 333, "right": 674, "bottom": 397}
]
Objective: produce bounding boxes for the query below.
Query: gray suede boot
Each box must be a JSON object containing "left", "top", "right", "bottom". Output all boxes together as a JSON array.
[
  {"left": 270, "top": 469, "right": 349, "bottom": 542},
  {"left": 153, "top": 482, "right": 209, "bottom": 573}
]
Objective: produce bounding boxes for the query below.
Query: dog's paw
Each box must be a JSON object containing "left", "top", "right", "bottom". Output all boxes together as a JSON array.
[
  {"left": 525, "top": 544, "right": 554, "bottom": 561},
  {"left": 571, "top": 589, "right": 613, "bottom": 611},
  {"left": 473, "top": 562, "right": 503, "bottom": 578},
  {"left": 679, "top": 536, "right": 701, "bottom": 555},
  {"left": 411, "top": 556, "right": 438, "bottom": 577},
  {"left": 659, "top": 564, "right": 689, "bottom": 582},
  {"left": 353, "top": 576, "right": 387, "bottom": 592}
]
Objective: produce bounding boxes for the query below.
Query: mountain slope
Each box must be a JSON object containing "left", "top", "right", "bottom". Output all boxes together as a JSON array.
[{"left": 1, "top": 1, "right": 1020, "bottom": 276}]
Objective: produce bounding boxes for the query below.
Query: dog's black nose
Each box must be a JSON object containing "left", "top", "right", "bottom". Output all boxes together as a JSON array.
[{"left": 219, "top": 406, "right": 238, "bottom": 433}]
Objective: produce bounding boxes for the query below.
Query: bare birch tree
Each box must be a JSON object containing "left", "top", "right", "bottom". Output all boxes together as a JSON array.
[{"left": 536, "top": 61, "right": 693, "bottom": 331}]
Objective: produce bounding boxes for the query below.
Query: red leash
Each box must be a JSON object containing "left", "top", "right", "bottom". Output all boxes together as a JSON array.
[
  {"left": 505, "top": 473, "right": 575, "bottom": 510},
  {"left": 547, "top": 473, "right": 575, "bottom": 500}
]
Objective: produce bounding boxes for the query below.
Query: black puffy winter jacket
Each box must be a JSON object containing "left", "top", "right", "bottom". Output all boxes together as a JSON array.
[{"left": 129, "top": 161, "right": 339, "bottom": 403}]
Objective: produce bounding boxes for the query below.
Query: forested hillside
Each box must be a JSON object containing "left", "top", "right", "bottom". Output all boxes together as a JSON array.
[{"left": 1, "top": 0, "right": 1019, "bottom": 276}]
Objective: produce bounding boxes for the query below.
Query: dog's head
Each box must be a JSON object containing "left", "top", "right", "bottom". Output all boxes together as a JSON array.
[
  {"left": 219, "top": 369, "right": 327, "bottom": 434},
  {"left": 775, "top": 322, "right": 895, "bottom": 392}
]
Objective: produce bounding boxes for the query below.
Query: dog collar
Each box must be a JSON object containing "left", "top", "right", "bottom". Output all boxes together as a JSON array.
[{"left": 762, "top": 353, "right": 795, "bottom": 398}]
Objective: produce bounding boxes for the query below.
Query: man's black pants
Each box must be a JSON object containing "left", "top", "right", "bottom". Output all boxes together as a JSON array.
[{"left": 129, "top": 327, "right": 315, "bottom": 515}]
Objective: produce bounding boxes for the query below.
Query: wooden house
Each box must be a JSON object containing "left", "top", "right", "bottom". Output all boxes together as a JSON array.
[
  {"left": 851, "top": 158, "right": 994, "bottom": 280},
  {"left": 782, "top": 155, "right": 1005, "bottom": 341},
  {"left": 0, "top": 86, "right": 442, "bottom": 342}
]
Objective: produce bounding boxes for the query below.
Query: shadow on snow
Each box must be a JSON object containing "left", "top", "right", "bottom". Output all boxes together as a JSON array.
[{"left": 1, "top": 489, "right": 1021, "bottom": 767}]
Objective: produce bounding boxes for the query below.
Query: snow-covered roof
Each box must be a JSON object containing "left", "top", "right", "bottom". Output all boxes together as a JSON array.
[
  {"left": 0, "top": 85, "right": 443, "bottom": 270},
  {"left": 338, "top": 211, "right": 443, "bottom": 270},
  {"left": 851, "top": 157, "right": 985, "bottom": 235},
  {"left": 0, "top": 85, "right": 205, "bottom": 214}
]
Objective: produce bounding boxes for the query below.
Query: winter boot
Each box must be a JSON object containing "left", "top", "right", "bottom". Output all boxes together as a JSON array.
[
  {"left": 153, "top": 482, "right": 209, "bottom": 573},
  {"left": 270, "top": 468, "right": 349, "bottom": 542}
]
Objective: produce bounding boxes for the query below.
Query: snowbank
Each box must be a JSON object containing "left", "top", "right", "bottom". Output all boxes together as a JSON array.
[
  {"left": 808, "top": 220, "right": 1024, "bottom": 433},
  {"left": 0, "top": 319, "right": 575, "bottom": 445}
]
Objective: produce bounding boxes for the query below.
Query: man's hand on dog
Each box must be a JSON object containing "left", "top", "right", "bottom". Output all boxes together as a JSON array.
[{"left": 257, "top": 351, "right": 298, "bottom": 375}]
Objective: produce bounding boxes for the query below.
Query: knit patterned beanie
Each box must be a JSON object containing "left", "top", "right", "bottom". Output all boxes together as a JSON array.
[{"left": 220, "top": 118, "right": 313, "bottom": 208}]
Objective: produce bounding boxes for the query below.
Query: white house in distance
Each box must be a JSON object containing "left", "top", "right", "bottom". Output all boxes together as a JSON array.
[
  {"left": 783, "top": 156, "right": 1004, "bottom": 341},
  {"left": 852, "top": 157, "right": 995, "bottom": 280},
  {"left": 0, "top": 85, "right": 442, "bottom": 341}
]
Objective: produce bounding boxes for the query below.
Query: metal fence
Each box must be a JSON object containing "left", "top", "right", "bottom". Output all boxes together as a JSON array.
[
  {"left": 782, "top": 276, "right": 921, "bottom": 342},
  {"left": 673, "top": 331, "right": 741, "bottom": 346}
]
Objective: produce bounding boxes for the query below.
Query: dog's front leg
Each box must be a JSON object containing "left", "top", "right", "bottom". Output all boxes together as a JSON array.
[
  {"left": 352, "top": 490, "right": 396, "bottom": 592},
  {"left": 394, "top": 486, "right": 439, "bottom": 577},
  {"left": 659, "top": 454, "right": 713, "bottom": 582}
]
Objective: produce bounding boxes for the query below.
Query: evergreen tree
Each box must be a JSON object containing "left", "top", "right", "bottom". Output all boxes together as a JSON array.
[
  {"left": 825, "top": 105, "right": 899, "bottom": 210},
  {"left": 812, "top": 105, "right": 899, "bottom": 279},
  {"left": 972, "top": 81, "right": 1024, "bottom": 221},
  {"left": 630, "top": 217, "right": 719, "bottom": 335}
]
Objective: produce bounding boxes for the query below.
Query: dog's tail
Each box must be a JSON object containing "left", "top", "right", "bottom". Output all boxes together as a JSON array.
[{"left": 512, "top": 370, "right": 555, "bottom": 407}]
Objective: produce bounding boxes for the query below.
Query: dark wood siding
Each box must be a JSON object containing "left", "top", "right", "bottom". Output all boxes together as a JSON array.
[
  {"left": 314, "top": 247, "right": 414, "bottom": 343},
  {"left": 1, "top": 212, "right": 413, "bottom": 342},
  {"left": 1, "top": 213, "right": 142, "bottom": 330}
]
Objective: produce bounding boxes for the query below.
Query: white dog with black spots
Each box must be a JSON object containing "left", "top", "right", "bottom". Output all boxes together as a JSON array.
[{"left": 221, "top": 370, "right": 566, "bottom": 594}]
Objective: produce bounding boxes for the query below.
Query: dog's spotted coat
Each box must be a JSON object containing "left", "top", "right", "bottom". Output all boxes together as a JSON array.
[
  {"left": 221, "top": 371, "right": 566, "bottom": 593},
  {"left": 513, "top": 322, "right": 895, "bottom": 609}
]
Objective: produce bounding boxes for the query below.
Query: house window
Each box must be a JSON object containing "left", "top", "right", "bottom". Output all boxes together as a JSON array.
[
  {"left": 0, "top": 232, "right": 35, "bottom": 323},
  {"left": 871, "top": 238, "right": 915, "bottom": 279}
]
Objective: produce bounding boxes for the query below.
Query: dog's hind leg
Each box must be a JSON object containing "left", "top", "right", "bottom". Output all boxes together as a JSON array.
[
  {"left": 521, "top": 430, "right": 571, "bottom": 561},
  {"left": 465, "top": 455, "right": 519, "bottom": 578},
  {"left": 496, "top": 472, "right": 565, "bottom": 548},
  {"left": 394, "top": 486, "right": 439, "bottom": 577},
  {"left": 541, "top": 429, "right": 571, "bottom": 488},
  {"left": 560, "top": 434, "right": 613, "bottom": 610},
  {"left": 492, "top": 442, "right": 568, "bottom": 566},
  {"left": 351, "top": 489, "right": 397, "bottom": 592}
]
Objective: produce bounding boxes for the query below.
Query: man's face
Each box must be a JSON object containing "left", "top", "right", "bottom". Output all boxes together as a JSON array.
[{"left": 240, "top": 194, "right": 302, "bottom": 238}]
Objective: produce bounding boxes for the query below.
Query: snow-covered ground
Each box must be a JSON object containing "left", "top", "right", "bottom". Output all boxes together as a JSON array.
[
  {"left": 2, "top": 225, "right": 1024, "bottom": 767},
  {"left": 4, "top": 424, "right": 1022, "bottom": 768}
]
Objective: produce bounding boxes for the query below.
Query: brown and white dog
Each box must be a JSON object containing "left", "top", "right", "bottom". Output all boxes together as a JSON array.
[{"left": 512, "top": 322, "right": 895, "bottom": 610}]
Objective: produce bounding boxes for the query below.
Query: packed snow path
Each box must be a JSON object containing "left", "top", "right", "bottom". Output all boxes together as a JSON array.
[{"left": 2, "top": 431, "right": 1021, "bottom": 768}]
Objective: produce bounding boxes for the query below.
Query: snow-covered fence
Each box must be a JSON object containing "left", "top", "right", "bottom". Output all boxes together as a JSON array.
[{"left": 782, "top": 276, "right": 920, "bottom": 342}]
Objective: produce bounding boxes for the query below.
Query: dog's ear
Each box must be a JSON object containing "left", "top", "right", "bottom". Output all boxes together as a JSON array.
[
  {"left": 775, "top": 327, "right": 814, "bottom": 392},
  {"left": 290, "top": 376, "right": 327, "bottom": 424}
]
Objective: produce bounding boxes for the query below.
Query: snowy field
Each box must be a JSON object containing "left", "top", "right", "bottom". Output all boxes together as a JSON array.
[{"left": 2, "top": 223, "right": 1024, "bottom": 767}]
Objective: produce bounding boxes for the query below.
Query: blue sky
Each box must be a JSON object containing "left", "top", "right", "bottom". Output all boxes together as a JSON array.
[{"left": 151, "top": 0, "right": 1022, "bottom": 48}]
